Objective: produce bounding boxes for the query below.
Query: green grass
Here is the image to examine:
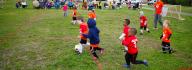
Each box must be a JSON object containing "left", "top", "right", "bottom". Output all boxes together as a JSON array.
[{"left": 0, "top": 0, "right": 192, "bottom": 70}]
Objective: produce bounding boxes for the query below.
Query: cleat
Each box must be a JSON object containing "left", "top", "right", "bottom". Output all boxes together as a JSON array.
[{"left": 143, "top": 60, "right": 148, "bottom": 66}]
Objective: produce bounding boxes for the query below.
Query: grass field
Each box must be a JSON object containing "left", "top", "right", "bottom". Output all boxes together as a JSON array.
[{"left": 0, "top": 0, "right": 192, "bottom": 70}]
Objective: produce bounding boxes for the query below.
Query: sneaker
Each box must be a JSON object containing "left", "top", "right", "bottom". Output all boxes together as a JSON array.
[
  {"left": 154, "top": 28, "right": 158, "bottom": 30},
  {"left": 123, "top": 64, "right": 130, "bottom": 68},
  {"left": 100, "top": 48, "right": 104, "bottom": 54},
  {"left": 169, "top": 49, "right": 172, "bottom": 54},
  {"left": 143, "top": 60, "right": 148, "bottom": 66},
  {"left": 147, "top": 31, "right": 150, "bottom": 33}
]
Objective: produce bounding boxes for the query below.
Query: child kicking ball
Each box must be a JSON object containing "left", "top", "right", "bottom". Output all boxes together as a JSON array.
[
  {"left": 123, "top": 28, "right": 148, "bottom": 68},
  {"left": 139, "top": 11, "right": 150, "bottom": 35},
  {"left": 74, "top": 16, "right": 89, "bottom": 54},
  {"left": 160, "top": 20, "right": 173, "bottom": 54}
]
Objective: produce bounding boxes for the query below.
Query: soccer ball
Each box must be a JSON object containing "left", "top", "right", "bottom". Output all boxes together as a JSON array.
[{"left": 74, "top": 44, "right": 83, "bottom": 54}]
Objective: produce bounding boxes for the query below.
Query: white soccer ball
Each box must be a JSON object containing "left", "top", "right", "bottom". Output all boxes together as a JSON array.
[{"left": 74, "top": 44, "right": 83, "bottom": 54}]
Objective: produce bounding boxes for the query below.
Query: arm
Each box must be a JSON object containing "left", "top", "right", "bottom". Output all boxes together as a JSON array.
[
  {"left": 160, "top": 34, "right": 163, "bottom": 39},
  {"left": 168, "top": 34, "right": 172, "bottom": 40},
  {"left": 119, "top": 33, "right": 125, "bottom": 40},
  {"left": 82, "top": 34, "right": 90, "bottom": 38}
]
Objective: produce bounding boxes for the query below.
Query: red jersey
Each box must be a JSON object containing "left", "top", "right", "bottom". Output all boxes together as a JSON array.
[
  {"left": 162, "top": 27, "right": 172, "bottom": 43},
  {"left": 122, "top": 25, "right": 130, "bottom": 45},
  {"left": 154, "top": 1, "right": 164, "bottom": 14},
  {"left": 73, "top": 9, "right": 77, "bottom": 17},
  {"left": 80, "top": 22, "right": 88, "bottom": 40},
  {"left": 124, "top": 35, "right": 138, "bottom": 54},
  {"left": 140, "top": 16, "right": 147, "bottom": 27}
]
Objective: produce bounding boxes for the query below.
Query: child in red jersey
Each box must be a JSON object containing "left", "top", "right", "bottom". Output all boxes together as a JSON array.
[
  {"left": 139, "top": 11, "right": 150, "bottom": 35},
  {"left": 123, "top": 28, "right": 148, "bottom": 68},
  {"left": 160, "top": 20, "right": 172, "bottom": 54},
  {"left": 72, "top": 7, "right": 78, "bottom": 24},
  {"left": 75, "top": 16, "right": 89, "bottom": 54},
  {"left": 119, "top": 18, "right": 130, "bottom": 52}
]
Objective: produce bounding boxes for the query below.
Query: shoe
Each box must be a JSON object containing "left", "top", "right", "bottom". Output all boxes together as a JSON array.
[
  {"left": 100, "top": 49, "right": 104, "bottom": 54},
  {"left": 123, "top": 64, "right": 130, "bottom": 68},
  {"left": 154, "top": 28, "right": 158, "bottom": 30},
  {"left": 147, "top": 31, "right": 150, "bottom": 33},
  {"left": 169, "top": 49, "right": 172, "bottom": 54},
  {"left": 143, "top": 60, "right": 148, "bottom": 66}
]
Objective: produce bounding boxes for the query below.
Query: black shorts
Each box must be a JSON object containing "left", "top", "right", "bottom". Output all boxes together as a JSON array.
[
  {"left": 140, "top": 26, "right": 147, "bottom": 30},
  {"left": 162, "top": 42, "right": 170, "bottom": 47},
  {"left": 80, "top": 39, "right": 87, "bottom": 44},
  {"left": 73, "top": 17, "right": 77, "bottom": 20}
]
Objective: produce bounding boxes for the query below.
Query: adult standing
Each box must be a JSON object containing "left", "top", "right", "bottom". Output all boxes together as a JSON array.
[{"left": 153, "top": 0, "right": 164, "bottom": 29}]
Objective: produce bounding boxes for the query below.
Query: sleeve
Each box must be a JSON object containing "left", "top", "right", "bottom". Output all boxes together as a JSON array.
[
  {"left": 168, "top": 34, "right": 172, "bottom": 40},
  {"left": 82, "top": 31, "right": 92, "bottom": 38},
  {"left": 123, "top": 28, "right": 128, "bottom": 34}
]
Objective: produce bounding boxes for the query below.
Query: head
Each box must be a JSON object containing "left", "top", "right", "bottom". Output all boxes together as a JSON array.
[
  {"left": 124, "top": 19, "right": 130, "bottom": 26},
  {"left": 139, "top": 11, "right": 144, "bottom": 16},
  {"left": 163, "top": 20, "right": 170, "bottom": 28},
  {"left": 128, "top": 28, "right": 137, "bottom": 36},
  {"left": 77, "top": 16, "right": 84, "bottom": 24},
  {"left": 73, "top": 7, "right": 77, "bottom": 10},
  {"left": 88, "top": 10, "right": 92, "bottom": 13}
]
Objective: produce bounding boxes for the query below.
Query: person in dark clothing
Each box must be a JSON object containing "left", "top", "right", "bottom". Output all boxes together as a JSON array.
[{"left": 83, "top": 19, "right": 104, "bottom": 59}]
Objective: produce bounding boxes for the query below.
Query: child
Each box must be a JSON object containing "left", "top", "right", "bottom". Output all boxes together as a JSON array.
[
  {"left": 88, "top": 9, "right": 96, "bottom": 20},
  {"left": 16, "top": 0, "right": 21, "bottom": 8},
  {"left": 21, "top": 0, "right": 27, "bottom": 8},
  {"left": 160, "top": 20, "right": 172, "bottom": 54},
  {"left": 119, "top": 18, "right": 130, "bottom": 52},
  {"left": 72, "top": 7, "right": 77, "bottom": 24},
  {"left": 82, "top": 19, "right": 104, "bottom": 59},
  {"left": 62, "top": 4, "right": 68, "bottom": 17},
  {"left": 123, "top": 28, "right": 148, "bottom": 68},
  {"left": 139, "top": 11, "right": 150, "bottom": 35},
  {"left": 74, "top": 16, "right": 89, "bottom": 54}
]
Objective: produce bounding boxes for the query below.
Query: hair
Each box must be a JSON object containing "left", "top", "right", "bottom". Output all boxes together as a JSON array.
[
  {"left": 130, "top": 28, "right": 137, "bottom": 35},
  {"left": 163, "top": 20, "right": 170, "bottom": 27},
  {"left": 73, "top": 7, "right": 77, "bottom": 10},
  {"left": 124, "top": 19, "right": 130, "bottom": 25},
  {"left": 77, "top": 16, "right": 84, "bottom": 22}
]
